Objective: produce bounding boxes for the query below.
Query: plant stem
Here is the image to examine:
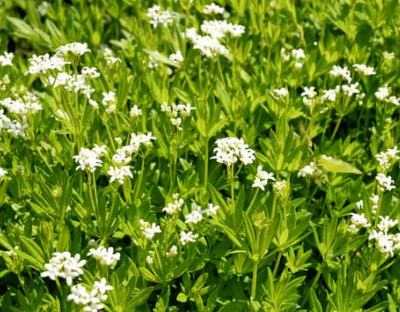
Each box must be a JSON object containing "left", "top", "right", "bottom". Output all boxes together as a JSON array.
[
  {"left": 272, "top": 251, "right": 281, "bottom": 277},
  {"left": 204, "top": 136, "right": 209, "bottom": 191},
  {"left": 251, "top": 260, "right": 259, "bottom": 299},
  {"left": 246, "top": 188, "right": 259, "bottom": 217},
  {"left": 134, "top": 156, "right": 146, "bottom": 201},
  {"left": 330, "top": 115, "right": 343, "bottom": 142},
  {"left": 230, "top": 164, "right": 236, "bottom": 227}
]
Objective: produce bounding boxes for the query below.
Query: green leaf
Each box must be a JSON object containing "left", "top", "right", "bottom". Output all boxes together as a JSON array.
[{"left": 319, "top": 156, "right": 362, "bottom": 174}]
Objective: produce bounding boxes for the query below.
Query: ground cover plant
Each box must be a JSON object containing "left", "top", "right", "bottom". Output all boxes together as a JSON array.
[{"left": 0, "top": 0, "right": 399, "bottom": 311}]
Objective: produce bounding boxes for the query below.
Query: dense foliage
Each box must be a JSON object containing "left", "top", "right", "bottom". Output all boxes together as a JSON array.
[{"left": 0, "top": 0, "right": 399, "bottom": 311}]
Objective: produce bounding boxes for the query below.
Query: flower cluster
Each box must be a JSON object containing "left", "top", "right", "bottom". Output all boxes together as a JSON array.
[
  {"left": 67, "top": 278, "right": 113, "bottom": 312},
  {"left": 161, "top": 102, "right": 195, "bottom": 130},
  {"left": 180, "top": 231, "right": 199, "bottom": 245},
  {"left": 185, "top": 202, "right": 219, "bottom": 224},
  {"left": 376, "top": 173, "right": 396, "bottom": 192},
  {"left": 375, "top": 85, "right": 399, "bottom": 106},
  {"left": 252, "top": 166, "right": 275, "bottom": 191},
  {"left": 0, "top": 51, "right": 14, "bottom": 66},
  {"left": 204, "top": 3, "right": 225, "bottom": 15},
  {"left": 163, "top": 193, "right": 185, "bottom": 215},
  {"left": 87, "top": 246, "right": 120, "bottom": 266},
  {"left": 26, "top": 53, "right": 70, "bottom": 75},
  {"left": 375, "top": 146, "right": 399, "bottom": 171},
  {"left": 169, "top": 50, "right": 184, "bottom": 64},
  {"left": 147, "top": 5, "right": 175, "bottom": 28},
  {"left": 348, "top": 213, "right": 371, "bottom": 234},
  {"left": 41, "top": 252, "right": 86, "bottom": 286},
  {"left": 280, "top": 48, "right": 305, "bottom": 68},
  {"left": 73, "top": 145, "right": 107, "bottom": 173},
  {"left": 368, "top": 216, "right": 400, "bottom": 257},
  {"left": 0, "top": 110, "right": 27, "bottom": 137},
  {"left": 0, "top": 92, "right": 42, "bottom": 116},
  {"left": 329, "top": 65, "right": 352, "bottom": 83},
  {"left": 211, "top": 137, "right": 255, "bottom": 166},
  {"left": 139, "top": 220, "right": 162, "bottom": 240},
  {"left": 298, "top": 161, "right": 323, "bottom": 179}
]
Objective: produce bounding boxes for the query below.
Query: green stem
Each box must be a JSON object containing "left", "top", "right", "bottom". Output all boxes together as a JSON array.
[
  {"left": 230, "top": 164, "right": 236, "bottom": 226},
  {"left": 272, "top": 251, "right": 282, "bottom": 277},
  {"left": 246, "top": 188, "right": 260, "bottom": 217},
  {"left": 330, "top": 115, "right": 343, "bottom": 142},
  {"left": 251, "top": 260, "right": 259, "bottom": 299},
  {"left": 204, "top": 136, "right": 209, "bottom": 191},
  {"left": 134, "top": 156, "right": 146, "bottom": 201}
]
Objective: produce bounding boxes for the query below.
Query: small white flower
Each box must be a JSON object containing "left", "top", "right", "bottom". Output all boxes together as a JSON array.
[
  {"left": 375, "top": 85, "right": 390, "bottom": 101},
  {"left": 163, "top": 193, "right": 184, "bottom": 215},
  {"left": 0, "top": 51, "right": 14, "bottom": 66},
  {"left": 211, "top": 137, "right": 255, "bottom": 166},
  {"left": 376, "top": 173, "right": 395, "bottom": 191},
  {"left": 107, "top": 166, "right": 133, "bottom": 184},
  {"left": 204, "top": 3, "right": 225, "bottom": 15},
  {"left": 252, "top": 166, "right": 275, "bottom": 191},
  {"left": 56, "top": 42, "right": 91, "bottom": 56},
  {"left": 291, "top": 49, "right": 305, "bottom": 60},
  {"left": 87, "top": 246, "right": 120, "bottom": 266},
  {"left": 205, "top": 203, "right": 219, "bottom": 216},
  {"left": 140, "top": 220, "right": 162, "bottom": 240},
  {"left": 353, "top": 64, "right": 376, "bottom": 76},
  {"left": 73, "top": 146, "right": 106, "bottom": 173},
  {"left": 169, "top": 50, "right": 184, "bottom": 64},
  {"left": 329, "top": 65, "right": 352, "bottom": 83},
  {"left": 146, "top": 255, "right": 154, "bottom": 264},
  {"left": 180, "top": 231, "right": 199, "bottom": 245},
  {"left": 185, "top": 203, "right": 203, "bottom": 224},
  {"left": 130, "top": 105, "right": 142, "bottom": 118},
  {"left": 273, "top": 87, "right": 288, "bottom": 98},
  {"left": 147, "top": 5, "right": 175, "bottom": 28},
  {"left": 166, "top": 245, "right": 178, "bottom": 257}
]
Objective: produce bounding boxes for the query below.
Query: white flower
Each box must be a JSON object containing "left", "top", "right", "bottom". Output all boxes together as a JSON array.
[
  {"left": 291, "top": 49, "right": 305, "bottom": 60},
  {"left": 192, "top": 35, "right": 229, "bottom": 58},
  {"left": 353, "top": 64, "right": 376, "bottom": 76},
  {"left": 329, "top": 65, "right": 352, "bottom": 83},
  {"left": 102, "top": 92, "right": 116, "bottom": 106},
  {"left": 169, "top": 51, "right": 184, "bottom": 64},
  {"left": 383, "top": 51, "right": 395, "bottom": 61},
  {"left": 147, "top": 5, "right": 174, "bottom": 28},
  {"left": 377, "top": 215, "right": 398, "bottom": 234},
  {"left": 350, "top": 213, "right": 371, "bottom": 228},
  {"left": 376, "top": 173, "right": 395, "bottom": 191},
  {"left": 38, "top": 1, "right": 50, "bottom": 16},
  {"left": 107, "top": 166, "right": 133, "bottom": 184},
  {"left": 205, "top": 203, "right": 219, "bottom": 216},
  {"left": 82, "top": 67, "right": 100, "bottom": 78},
  {"left": 139, "top": 220, "right": 162, "bottom": 240},
  {"left": 321, "top": 87, "right": 340, "bottom": 102},
  {"left": 166, "top": 245, "right": 178, "bottom": 257},
  {"left": 180, "top": 231, "right": 199, "bottom": 245},
  {"left": 68, "top": 285, "right": 91, "bottom": 305},
  {"left": 342, "top": 83, "right": 360, "bottom": 97},
  {"left": 146, "top": 255, "right": 154, "bottom": 264},
  {"left": 204, "top": 3, "right": 225, "bottom": 15},
  {"left": 273, "top": 180, "right": 288, "bottom": 197},
  {"left": 376, "top": 147, "right": 399, "bottom": 171},
  {"left": 73, "top": 146, "right": 106, "bottom": 173},
  {"left": 298, "top": 162, "right": 320, "bottom": 177},
  {"left": 185, "top": 203, "right": 203, "bottom": 224},
  {"left": 252, "top": 166, "right": 275, "bottom": 191},
  {"left": 301, "top": 87, "right": 317, "bottom": 106},
  {"left": 41, "top": 252, "right": 86, "bottom": 286},
  {"left": 375, "top": 85, "right": 390, "bottom": 101},
  {"left": 26, "top": 54, "right": 70, "bottom": 75},
  {"left": 87, "top": 246, "right": 120, "bottom": 266},
  {"left": 211, "top": 137, "right": 255, "bottom": 166},
  {"left": 130, "top": 105, "right": 142, "bottom": 118},
  {"left": 273, "top": 87, "right": 288, "bottom": 98},
  {"left": 163, "top": 193, "right": 184, "bottom": 214},
  {"left": 56, "top": 42, "right": 91, "bottom": 56},
  {"left": 0, "top": 51, "right": 14, "bottom": 66}
]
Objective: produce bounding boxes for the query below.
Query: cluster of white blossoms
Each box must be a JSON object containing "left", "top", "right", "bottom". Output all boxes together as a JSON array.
[
  {"left": 353, "top": 64, "right": 376, "bottom": 76},
  {"left": 211, "top": 137, "right": 255, "bottom": 166},
  {"left": 0, "top": 166, "right": 7, "bottom": 180},
  {"left": 355, "top": 194, "right": 380, "bottom": 216},
  {"left": 0, "top": 110, "right": 27, "bottom": 138},
  {"left": 348, "top": 213, "right": 371, "bottom": 234},
  {"left": 204, "top": 3, "right": 225, "bottom": 15},
  {"left": 375, "top": 85, "right": 399, "bottom": 106},
  {"left": 163, "top": 193, "right": 185, "bottom": 215},
  {"left": 0, "top": 51, "right": 14, "bottom": 66},
  {"left": 298, "top": 161, "right": 323, "bottom": 178},
  {"left": 273, "top": 87, "right": 289, "bottom": 99},
  {"left": 376, "top": 173, "right": 396, "bottom": 192},
  {"left": 0, "top": 92, "right": 42, "bottom": 115},
  {"left": 104, "top": 48, "right": 122, "bottom": 67},
  {"left": 101, "top": 91, "right": 116, "bottom": 113},
  {"left": 375, "top": 146, "right": 399, "bottom": 171},
  {"left": 301, "top": 87, "right": 317, "bottom": 106},
  {"left": 139, "top": 220, "right": 162, "bottom": 240},
  {"left": 107, "top": 132, "right": 155, "bottom": 184},
  {"left": 130, "top": 105, "right": 142, "bottom": 118},
  {"left": 329, "top": 65, "right": 352, "bottom": 83},
  {"left": 0, "top": 74, "right": 10, "bottom": 92},
  {"left": 147, "top": 5, "right": 175, "bottom": 28},
  {"left": 184, "top": 13, "right": 244, "bottom": 58},
  {"left": 169, "top": 50, "right": 184, "bottom": 64},
  {"left": 281, "top": 48, "right": 305, "bottom": 68},
  {"left": 87, "top": 246, "right": 120, "bottom": 266},
  {"left": 41, "top": 252, "right": 86, "bottom": 286},
  {"left": 73, "top": 145, "right": 107, "bottom": 173},
  {"left": 184, "top": 202, "right": 219, "bottom": 224},
  {"left": 67, "top": 278, "right": 113, "bottom": 312},
  {"left": 180, "top": 231, "right": 199, "bottom": 245},
  {"left": 368, "top": 216, "right": 400, "bottom": 257},
  {"left": 55, "top": 42, "right": 91, "bottom": 57},
  {"left": 161, "top": 102, "right": 196, "bottom": 130},
  {"left": 273, "top": 179, "right": 288, "bottom": 198},
  {"left": 26, "top": 53, "right": 70, "bottom": 75},
  {"left": 252, "top": 166, "right": 275, "bottom": 191}
]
